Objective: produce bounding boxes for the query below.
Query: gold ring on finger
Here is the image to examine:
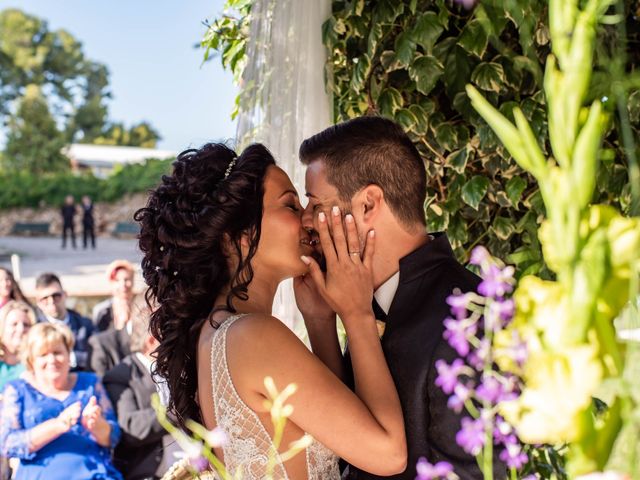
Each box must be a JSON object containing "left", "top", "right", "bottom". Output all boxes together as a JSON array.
[{"left": 349, "top": 251, "right": 360, "bottom": 256}]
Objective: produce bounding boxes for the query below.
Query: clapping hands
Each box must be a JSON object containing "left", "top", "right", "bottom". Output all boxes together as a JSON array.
[{"left": 81, "top": 396, "right": 105, "bottom": 433}]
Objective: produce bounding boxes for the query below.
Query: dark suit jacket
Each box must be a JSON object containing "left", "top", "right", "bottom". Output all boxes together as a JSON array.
[
  {"left": 88, "top": 327, "right": 131, "bottom": 377},
  {"left": 346, "top": 233, "right": 503, "bottom": 480},
  {"left": 103, "top": 354, "right": 173, "bottom": 480}
]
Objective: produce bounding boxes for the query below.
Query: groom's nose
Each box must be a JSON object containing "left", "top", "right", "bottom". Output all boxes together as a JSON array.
[{"left": 301, "top": 203, "right": 315, "bottom": 231}]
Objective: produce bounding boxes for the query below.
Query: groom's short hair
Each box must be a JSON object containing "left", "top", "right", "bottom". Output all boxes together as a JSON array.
[{"left": 299, "top": 116, "right": 427, "bottom": 227}]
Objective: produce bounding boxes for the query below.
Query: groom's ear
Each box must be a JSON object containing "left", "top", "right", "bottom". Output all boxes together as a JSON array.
[{"left": 357, "top": 184, "right": 384, "bottom": 223}]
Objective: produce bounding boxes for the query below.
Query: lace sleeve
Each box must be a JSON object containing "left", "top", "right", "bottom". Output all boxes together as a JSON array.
[
  {"left": 0, "top": 383, "right": 37, "bottom": 459},
  {"left": 94, "top": 379, "right": 121, "bottom": 448}
]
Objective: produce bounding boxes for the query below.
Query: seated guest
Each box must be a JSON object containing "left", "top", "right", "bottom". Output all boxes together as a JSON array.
[
  {"left": 88, "top": 319, "right": 131, "bottom": 377},
  {"left": 0, "top": 301, "right": 36, "bottom": 390},
  {"left": 0, "top": 323, "right": 122, "bottom": 480},
  {"left": 0, "top": 268, "right": 31, "bottom": 310},
  {"left": 103, "top": 299, "right": 178, "bottom": 479},
  {"left": 34, "top": 273, "right": 94, "bottom": 370},
  {"left": 93, "top": 260, "right": 136, "bottom": 332}
]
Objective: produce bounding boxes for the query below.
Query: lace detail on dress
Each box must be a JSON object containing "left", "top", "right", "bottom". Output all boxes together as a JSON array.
[{"left": 210, "top": 315, "right": 339, "bottom": 480}]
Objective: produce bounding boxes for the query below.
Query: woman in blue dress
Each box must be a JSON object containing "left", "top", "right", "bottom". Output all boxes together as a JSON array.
[{"left": 0, "top": 322, "right": 122, "bottom": 479}]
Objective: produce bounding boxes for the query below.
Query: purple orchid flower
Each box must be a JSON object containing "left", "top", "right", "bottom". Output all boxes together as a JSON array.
[
  {"left": 456, "top": 417, "right": 486, "bottom": 456},
  {"left": 435, "top": 359, "right": 467, "bottom": 394},
  {"left": 447, "top": 383, "right": 472, "bottom": 413},
  {"left": 443, "top": 317, "right": 477, "bottom": 357},
  {"left": 446, "top": 292, "right": 472, "bottom": 319},
  {"left": 499, "top": 442, "right": 528, "bottom": 469},
  {"left": 415, "top": 457, "right": 455, "bottom": 480},
  {"left": 477, "top": 264, "right": 515, "bottom": 298}
]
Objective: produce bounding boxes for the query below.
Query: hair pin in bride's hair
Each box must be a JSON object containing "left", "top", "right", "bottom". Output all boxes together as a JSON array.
[{"left": 224, "top": 156, "right": 237, "bottom": 179}]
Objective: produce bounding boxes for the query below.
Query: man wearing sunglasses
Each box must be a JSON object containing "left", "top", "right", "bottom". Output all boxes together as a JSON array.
[{"left": 35, "top": 272, "right": 95, "bottom": 370}]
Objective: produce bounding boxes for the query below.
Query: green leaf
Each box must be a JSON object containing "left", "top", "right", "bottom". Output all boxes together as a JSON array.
[
  {"left": 380, "top": 50, "right": 402, "bottom": 72},
  {"left": 506, "top": 176, "right": 527, "bottom": 207},
  {"left": 411, "top": 12, "right": 443, "bottom": 52},
  {"left": 427, "top": 203, "right": 449, "bottom": 231},
  {"left": 471, "top": 62, "right": 506, "bottom": 92},
  {"left": 458, "top": 19, "right": 488, "bottom": 58},
  {"left": 394, "top": 32, "right": 416, "bottom": 68},
  {"left": 350, "top": 55, "right": 371, "bottom": 91},
  {"left": 408, "top": 55, "right": 444, "bottom": 95},
  {"left": 367, "top": 23, "right": 383, "bottom": 57},
  {"left": 444, "top": 45, "right": 474, "bottom": 97},
  {"left": 378, "top": 87, "right": 404, "bottom": 116},
  {"left": 409, "top": 104, "right": 429, "bottom": 135},
  {"left": 435, "top": 122, "right": 457, "bottom": 152},
  {"left": 395, "top": 108, "right": 418, "bottom": 131},
  {"left": 461, "top": 175, "right": 490, "bottom": 210},
  {"left": 334, "top": 18, "right": 347, "bottom": 35},
  {"left": 491, "top": 216, "right": 516, "bottom": 240},
  {"left": 447, "top": 147, "right": 468, "bottom": 173}
]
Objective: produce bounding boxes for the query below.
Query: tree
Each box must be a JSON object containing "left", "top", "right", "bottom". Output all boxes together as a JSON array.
[
  {"left": 3, "top": 84, "right": 68, "bottom": 173},
  {"left": 94, "top": 121, "right": 161, "bottom": 148}
]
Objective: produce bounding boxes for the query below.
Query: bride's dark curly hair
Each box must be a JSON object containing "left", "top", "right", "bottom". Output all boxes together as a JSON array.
[{"left": 134, "top": 142, "right": 275, "bottom": 429}]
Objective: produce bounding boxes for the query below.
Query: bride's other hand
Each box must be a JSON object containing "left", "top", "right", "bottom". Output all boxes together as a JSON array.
[
  {"left": 294, "top": 269, "right": 334, "bottom": 327},
  {"left": 301, "top": 206, "right": 375, "bottom": 324}
]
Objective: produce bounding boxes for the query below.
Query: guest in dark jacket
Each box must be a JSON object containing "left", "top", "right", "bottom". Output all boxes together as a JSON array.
[
  {"left": 81, "top": 195, "right": 96, "bottom": 249},
  {"left": 88, "top": 322, "right": 131, "bottom": 377},
  {"left": 34, "top": 272, "right": 94, "bottom": 370},
  {"left": 61, "top": 195, "right": 77, "bottom": 249},
  {"left": 103, "top": 298, "right": 178, "bottom": 480}
]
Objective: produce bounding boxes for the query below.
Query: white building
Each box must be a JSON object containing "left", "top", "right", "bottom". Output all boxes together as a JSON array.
[{"left": 65, "top": 144, "right": 176, "bottom": 178}]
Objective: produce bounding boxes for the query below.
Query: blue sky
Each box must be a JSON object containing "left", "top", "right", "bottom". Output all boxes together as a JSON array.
[{"left": 2, "top": 0, "right": 238, "bottom": 151}]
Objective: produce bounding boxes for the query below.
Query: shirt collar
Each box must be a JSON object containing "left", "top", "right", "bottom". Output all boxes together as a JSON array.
[
  {"left": 374, "top": 271, "right": 400, "bottom": 315},
  {"left": 46, "top": 313, "right": 70, "bottom": 325},
  {"left": 135, "top": 352, "right": 153, "bottom": 374}
]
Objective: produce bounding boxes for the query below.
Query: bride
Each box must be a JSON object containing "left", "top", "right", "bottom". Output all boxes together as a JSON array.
[{"left": 135, "top": 142, "right": 406, "bottom": 479}]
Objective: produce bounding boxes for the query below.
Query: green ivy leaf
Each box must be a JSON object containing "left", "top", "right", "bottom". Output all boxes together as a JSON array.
[
  {"left": 350, "top": 55, "right": 371, "bottom": 91},
  {"left": 334, "top": 18, "right": 347, "bottom": 35},
  {"left": 408, "top": 55, "right": 444, "bottom": 95},
  {"left": 435, "top": 122, "right": 457, "bottom": 152},
  {"left": 428, "top": 203, "right": 449, "bottom": 231},
  {"left": 491, "top": 216, "right": 516, "bottom": 240},
  {"left": 409, "top": 104, "right": 429, "bottom": 135},
  {"left": 411, "top": 12, "right": 444, "bottom": 52},
  {"left": 506, "top": 176, "right": 527, "bottom": 207},
  {"left": 471, "top": 62, "right": 506, "bottom": 92},
  {"left": 380, "top": 50, "right": 402, "bottom": 72},
  {"left": 444, "top": 45, "right": 474, "bottom": 97},
  {"left": 394, "top": 32, "right": 416, "bottom": 68},
  {"left": 378, "top": 87, "right": 404, "bottom": 116},
  {"left": 447, "top": 147, "right": 468, "bottom": 173},
  {"left": 367, "top": 22, "right": 383, "bottom": 57},
  {"left": 461, "top": 175, "right": 490, "bottom": 210},
  {"left": 395, "top": 108, "right": 418, "bottom": 131},
  {"left": 458, "top": 19, "right": 488, "bottom": 58}
]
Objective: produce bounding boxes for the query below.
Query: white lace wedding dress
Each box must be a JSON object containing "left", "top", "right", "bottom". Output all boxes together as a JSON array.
[{"left": 210, "top": 314, "right": 340, "bottom": 479}]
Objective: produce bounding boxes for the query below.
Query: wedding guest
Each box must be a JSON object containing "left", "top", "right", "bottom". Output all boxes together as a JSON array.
[
  {"left": 0, "top": 322, "right": 122, "bottom": 480},
  {"left": 82, "top": 195, "right": 96, "bottom": 250},
  {"left": 0, "top": 301, "right": 35, "bottom": 390},
  {"left": 0, "top": 267, "right": 30, "bottom": 310},
  {"left": 103, "top": 298, "right": 178, "bottom": 480},
  {"left": 61, "top": 195, "right": 77, "bottom": 249},
  {"left": 35, "top": 273, "right": 94, "bottom": 371},
  {"left": 93, "top": 260, "right": 136, "bottom": 332}
]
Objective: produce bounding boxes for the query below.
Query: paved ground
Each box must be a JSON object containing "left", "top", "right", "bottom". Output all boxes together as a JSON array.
[{"left": 0, "top": 236, "right": 144, "bottom": 297}]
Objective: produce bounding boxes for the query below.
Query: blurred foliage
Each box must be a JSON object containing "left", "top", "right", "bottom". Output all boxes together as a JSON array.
[
  {"left": 4, "top": 84, "right": 69, "bottom": 173},
  {"left": 0, "top": 8, "right": 162, "bottom": 172},
  {"left": 201, "top": 0, "right": 252, "bottom": 119},
  {"left": 93, "top": 121, "right": 161, "bottom": 149},
  {"left": 323, "top": 0, "right": 640, "bottom": 275},
  {"left": 0, "top": 157, "right": 172, "bottom": 209}
]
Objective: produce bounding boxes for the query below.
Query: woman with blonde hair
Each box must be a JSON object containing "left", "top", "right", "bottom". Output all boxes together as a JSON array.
[
  {"left": 0, "top": 322, "right": 123, "bottom": 479},
  {"left": 0, "top": 301, "right": 35, "bottom": 390}
]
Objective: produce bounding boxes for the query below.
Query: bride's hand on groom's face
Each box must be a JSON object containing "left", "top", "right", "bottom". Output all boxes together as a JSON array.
[{"left": 300, "top": 206, "right": 375, "bottom": 323}]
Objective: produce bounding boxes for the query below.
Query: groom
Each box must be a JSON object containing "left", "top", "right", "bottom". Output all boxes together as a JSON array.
[{"left": 297, "top": 116, "right": 497, "bottom": 479}]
